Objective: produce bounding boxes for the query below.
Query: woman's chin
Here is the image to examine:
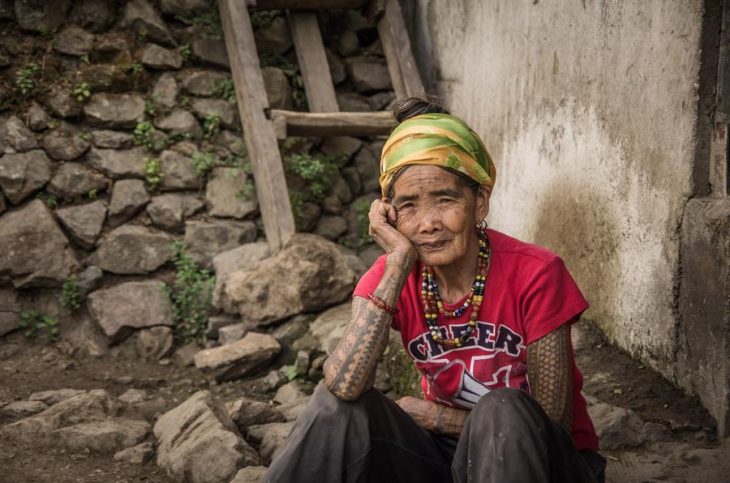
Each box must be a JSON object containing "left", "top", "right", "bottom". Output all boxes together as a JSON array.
[{"left": 417, "top": 249, "right": 458, "bottom": 267}]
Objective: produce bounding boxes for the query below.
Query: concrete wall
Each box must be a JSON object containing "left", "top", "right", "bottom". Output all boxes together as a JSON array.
[{"left": 407, "top": 0, "right": 717, "bottom": 408}]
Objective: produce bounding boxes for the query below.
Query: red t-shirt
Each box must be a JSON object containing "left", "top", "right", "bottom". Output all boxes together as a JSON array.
[{"left": 353, "top": 229, "right": 599, "bottom": 451}]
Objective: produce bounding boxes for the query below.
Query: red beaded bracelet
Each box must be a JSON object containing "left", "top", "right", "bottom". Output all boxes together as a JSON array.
[{"left": 366, "top": 293, "right": 398, "bottom": 315}]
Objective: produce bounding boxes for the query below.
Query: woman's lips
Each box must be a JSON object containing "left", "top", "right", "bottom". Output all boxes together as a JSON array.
[{"left": 418, "top": 240, "right": 450, "bottom": 251}]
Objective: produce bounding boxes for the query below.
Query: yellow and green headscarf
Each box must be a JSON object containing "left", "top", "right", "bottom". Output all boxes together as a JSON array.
[{"left": 379, "top": 113, "right": 496, "bottom": 198}]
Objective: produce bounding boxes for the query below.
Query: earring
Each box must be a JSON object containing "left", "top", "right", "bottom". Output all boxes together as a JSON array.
[{"left": 476, "top": 218, "right": 488, "bottom": 230}]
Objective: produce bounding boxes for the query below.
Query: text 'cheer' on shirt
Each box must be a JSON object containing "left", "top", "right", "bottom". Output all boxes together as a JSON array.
[{"left": 353, "top": 229, "right": 599, "bottom": 451}]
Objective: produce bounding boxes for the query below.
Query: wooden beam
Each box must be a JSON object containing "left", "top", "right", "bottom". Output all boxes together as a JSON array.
[
  {"left": 378, "top": 16, "right": 406, "bottom": 98},
  {"left": 219, "top": 0, "right": 295, "bottom": 253},
  {"left": 288, "top": 11, "right": 339, "bottom": 113},
  {"left": 270, "top": 110, "right": 396, "bottom": 138},
  {"left": 378, "top": 0, "right": 425, "bottom": 97},
  {"left": 247, "top": 0, "right": 367, "bottom": 9}
]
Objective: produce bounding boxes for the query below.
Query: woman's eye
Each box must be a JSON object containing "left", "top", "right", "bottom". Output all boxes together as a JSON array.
[
  {"left": 399, "top": 202, "right": 414, "bottom": 210},
  {"left": 438, "top": 198, "right": 454, "bottom": 204}
]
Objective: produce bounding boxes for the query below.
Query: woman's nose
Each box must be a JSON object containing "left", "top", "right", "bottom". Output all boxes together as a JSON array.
[{"left": 418, "top": 207, "right": 442, "bottom": 233}]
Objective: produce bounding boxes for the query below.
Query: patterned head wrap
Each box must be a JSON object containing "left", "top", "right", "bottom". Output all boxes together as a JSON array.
[{"left": 379, "top": 113, "right": 496, "bottom": 198}]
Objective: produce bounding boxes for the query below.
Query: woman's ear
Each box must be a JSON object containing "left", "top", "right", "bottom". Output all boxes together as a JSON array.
[{"left": 475, "top": 186, "right": 491, "bottom": 221}]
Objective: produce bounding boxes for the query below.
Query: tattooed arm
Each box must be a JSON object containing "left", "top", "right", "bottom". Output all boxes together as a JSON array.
[
  {"left": 323, "top": 198, "right": 417, "bottom": 401},
  {"left": 527, "top": 323, "right": 573, "bottom": 432},
  {"left": 396, "top": 397, "right": 469, "bottom": 437},
  {"left": 323, "top": 253, "right": 415, "bottom": 400}
]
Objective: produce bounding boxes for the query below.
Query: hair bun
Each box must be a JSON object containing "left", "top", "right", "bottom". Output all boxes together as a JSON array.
[{"left": 390, "top": 96, "right": 450, "bottom": 123}]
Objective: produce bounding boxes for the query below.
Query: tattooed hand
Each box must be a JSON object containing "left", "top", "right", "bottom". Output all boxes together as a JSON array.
[
  {"left": 369, "top": 198, "right": 416, "bottom": 262},
  {"left": 397, "top": 396, "right": 468, "bottom": 437}
]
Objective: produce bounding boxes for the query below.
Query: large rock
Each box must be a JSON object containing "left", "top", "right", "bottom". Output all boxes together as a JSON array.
[
  {"left": 205, "top": 167, "right": 257, "bottom": 219},
  {"left": 321, "top": 136, "right": 362, "bottom": 161},
  {"left": 347, "top": 59, "right": 392, "bottom": 93},
  {"left": 226, "top": 397, "right": 285, "bottom": 433},
  {"left": 194, "top": 332, "right": 281, "bottom": 382},
  {"left": 56, "top": 201, "right": 107, "bottom": 249},
  {"left": 191, "top": 37, "right": 230, "bottom": 69},
  {"left": 14, "top": 0, "right": 71, "bottom": 32},
  {"left": 146, "top": 193, "right": 204, "bottom": 231},
  {"left": 41, "top": 123, "right": 90, "bottom": 161},
  {"left": 154, "top": 109, "right": 202, "bottom": 138},
  {"left": 262, "top": 66, "right": 292, "bottom": 109},
  {"left": 247, "top": 421, "right": 295, "bottom": 464},
  {"left": 87, "top": 147, "right": 146, "bottom": 178},
  {"left": 120, "top": 0, "right": 174, "bottom": 46},
  {"left": 152, "top": 73, "right": 179, "bottom": 110},
  {"left": 308, "top": 302, "right": 352, "bottom": 354},
  {"left": 92, "top": 225, "right": 174, "bottom": 274},
  {"left": 0, "top": 390, "right": 123, "bottom": 444},
  {"left": 0, "top": 150, "right": 52, "bottom": 204},
  {"left": 0, "top": 289, "right": 20, "bottom": 336},
  {"left": 54, "top": 419, "right": 150, "bottom": 454},
  {"left": 0, "top": 115, "right": 38, "bottom": 152},
  {"left": 230, "top": 467, "right": 269, "bottom": 483},
  {"left": 587, "top": 397, "right": 646, "bottom": 450},
  {"left": 136, "top": 326, "right": 174, "bottom": 360},
  {"left": 140, "top": 43, "right": 183, "bottom": 70},
  {"left": 159, "top": 149, "right": 202, "bottom": 190},
  {"left": 113, "top": 441, "right": 154, "bottom": 464},
  {"left": 183, "top": 219, "right": 257, "bottom": 267},
  {"left": 26, "top": 102, "right": 50, "bottom": 131},
  {"left": 108, "top": 179, "right": 150, "bottom": 227},
  {"left": 180, "top": 70, "right": 229, "bottom": 97},
  {"left": 1, "top": 400, "right": 48, "bottom": 419},
  {"left": 88, "top": 280, "right": 174, "bottom": 342},
  {"left": 29, "top": 389, "right": 86, "bottom": 405},
  {"left": 43, "top": 86, "right": 82, "bottom": 119},
  {"left": 212, "top": 242, "right": 271, "bottom": 312},
  {"left": 191, "top": 98, "right": 238, "bottom": 129},
  {"left": 47, "top": 163, "right": 108, "bottom": 199},
  {"left": 0, "top": 200, "right": 78, "bottom": 287},
  {"left": 159, "top": 0, "right": 209, "bottom": 16},
  {"left": 84, "top": 93, "right": 145, "bottom": 128},
  {"left": 254, "top": 16, "right": 292, "bottom": 54},
  {"left": 54, "top": 26, "right": 95, "bottom": 56},
  {"left": 68, "top": 0, "right": 116, "bottom": 33},
  {"left": 91, "top": 130, "right": 133, "bottom": 149},
  {"left": 315, "top": 215, "right": 348, "bottom": 240},
  {"left": 154, "top": 390, "right": 260, "bottom": 483},
  {"left": 225, "top": 234, "right": 357, "bottom": 326}
]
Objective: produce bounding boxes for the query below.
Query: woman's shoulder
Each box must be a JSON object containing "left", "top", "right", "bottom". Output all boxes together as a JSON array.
[{"left": 487, "top": 229, "right": 562, "bottom": 268}]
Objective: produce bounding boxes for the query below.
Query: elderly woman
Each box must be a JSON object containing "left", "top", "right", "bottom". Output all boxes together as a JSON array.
[{"left": 264, "top": 98, "right": 605, "bottom": 483}]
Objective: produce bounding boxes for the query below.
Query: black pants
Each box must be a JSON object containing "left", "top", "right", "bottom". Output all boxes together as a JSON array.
[{"left": 264, "top": 385, "right": 605, "bottom": 483}]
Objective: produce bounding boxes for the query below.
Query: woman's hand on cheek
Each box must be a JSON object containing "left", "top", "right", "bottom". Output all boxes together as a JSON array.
[{"left": 368, "top": 199, "right": 416, "bottom": 262}]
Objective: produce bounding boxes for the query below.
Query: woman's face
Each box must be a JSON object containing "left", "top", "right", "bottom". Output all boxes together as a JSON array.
[{"left": 389, "top": 165, "right": 490, "bottom": 266}]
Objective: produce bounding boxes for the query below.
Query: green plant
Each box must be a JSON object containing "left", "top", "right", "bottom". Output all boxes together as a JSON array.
[
  {"left": 175, "top": 11, "right": 223, "bottom": 38},
  {"left": 80, "top": 53, "right": 90, "bottom": 65},
  {"left": 179, "top": 95, "right": 192, "bottom": 109},
  {"left": 128, "top": 62, "right": 144, "bottom": 75},
  {"left": 191, "top": 150, "right": 218, "bottom": 177},
  {"left": 36, "top": 192, "right": 58, "bottom": 208},
  {"left": 60, "top": 276, "right": 82, "bottom": 311},
  {"left": 72, "top": 82, "right": 91, "bottom": 102},
  {"left": 348, "top": 196, "right": 372, "bottom": 248},
  {"left": 236, "top": 178, "right": 255, "bottom": 200},
  {"left": 164, "top": 241, "right": 215, "bottom": 344},
  {"left": 214, "top": 78, "right": 236, "bottom": 103},
  {"left": 179, "top": 43, "right": 191, "bottom": 60},
  {"left": 203, "top": 113, "right": 222, "bottom": 138},
  {"left": 87, "top": 188, "right": 98, "bottom": 200},
  {"left": 285, "top": 152, "right": 342, "bottom": 202},
  {"left": 144, "top": 158, "right": 163, "bottom": 190},
  {"left": 133, "top": 121, "right": 157, "bottom": 151},
  {"left": 145, "top": 100, "right": 159, "bottom": 117},
  {"left": 15, "top": 62, "right": 40, "bottom": 96},
  {"left": 19, "top": 310, "right": 59, "bottom": 341},
  {"left": 250, "top": 10, "right": 280, "bottom": 29}
]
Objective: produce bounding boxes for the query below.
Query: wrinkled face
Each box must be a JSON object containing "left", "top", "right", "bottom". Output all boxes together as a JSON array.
[{"left": 390, "top": 165, "right": 490, "bottom": 266}]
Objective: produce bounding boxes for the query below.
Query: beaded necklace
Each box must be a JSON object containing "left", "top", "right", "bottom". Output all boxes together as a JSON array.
[{"left": 421, "top": 230, "right": 491, "bottom": 348}]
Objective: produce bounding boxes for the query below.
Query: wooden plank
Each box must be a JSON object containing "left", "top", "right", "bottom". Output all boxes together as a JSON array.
[
  {"left": 219, "top": 0, "right": 295, "bottom": 252},
  {"left": 288, "top": 11, "right": 339, "bottom": 113},
  {"left": 247, "top": 0, "right": 366, "bottom": 9},
  {"left": 377, "top": 16, "right": 406, "bottom": 98},
  {"left": 270, "top": 110, "right": 396, "bottom": 138},
  {"left": 378, "top": 0, "right": 425, "bottom": 97}
]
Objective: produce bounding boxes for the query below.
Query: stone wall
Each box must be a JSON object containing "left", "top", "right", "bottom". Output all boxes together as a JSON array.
[
  {"left": 0, "top": 1, "right": 392, "bottom": 349},
  {"left": 405, "top": 0, "right": 730, "bottom": 433}
]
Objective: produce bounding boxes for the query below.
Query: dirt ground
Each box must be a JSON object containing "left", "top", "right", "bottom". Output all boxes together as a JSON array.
[{"left": 1, "top": 321, "right": 729, "bottom": 483}]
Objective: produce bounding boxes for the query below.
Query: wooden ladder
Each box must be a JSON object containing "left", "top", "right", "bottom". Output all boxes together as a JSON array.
[{"left": 218, "top": 0, "right": 425, "bottom": 253}]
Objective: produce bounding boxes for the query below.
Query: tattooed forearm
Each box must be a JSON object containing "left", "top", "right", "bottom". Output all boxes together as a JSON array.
[
  {"left": 323, "top": 252, "right": 415, "bottom": 401},
  {"left": 527, "top": 324, "right": 573, "bottom": 433},
  {"left": 432, "top": 404, "right": 469, "bottom": 437}
]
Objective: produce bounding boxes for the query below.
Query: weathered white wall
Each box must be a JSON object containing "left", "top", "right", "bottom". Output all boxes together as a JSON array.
[{"left": 409, "top": 0, "right": 704, "bottom": 375}]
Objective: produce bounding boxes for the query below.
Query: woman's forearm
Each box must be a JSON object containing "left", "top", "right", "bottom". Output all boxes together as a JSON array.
[
  {"left": 323, "top": 252, "right": 415, "bottom": 401},
  {"left": 397, "top": 396, "right": 469, "bottom": 437}
]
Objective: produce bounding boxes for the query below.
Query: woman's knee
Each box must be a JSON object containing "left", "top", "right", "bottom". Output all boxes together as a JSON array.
[{"left": 469, "top": 388, "right": 542, "bottom": 431}]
